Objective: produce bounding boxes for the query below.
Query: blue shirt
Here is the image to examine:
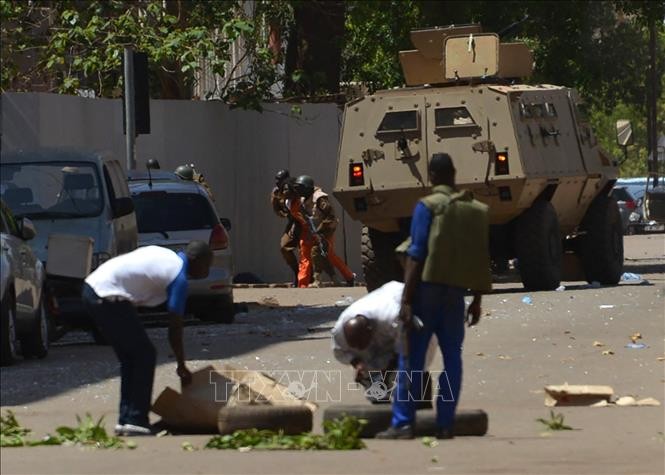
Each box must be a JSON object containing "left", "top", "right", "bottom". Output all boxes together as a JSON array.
[
  {"left": 166, "top": 252, "right": 189, "bottom": 316},
  {"left": 407, "top": 201, "right": 433, "bottom": 262}
]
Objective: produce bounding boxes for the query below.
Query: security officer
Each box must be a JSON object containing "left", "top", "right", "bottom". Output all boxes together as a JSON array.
[
  {"left": 82, "top": 241, "right": 213, "bottom": 436},
  {"left": 175, "top": 164, "right": 215, "bottom": 201},
  {"left": 290, "top": 175, "right": 354, "bottom": 288},
  {"left": 376, "top": 153, "right": 492, "bottom": 440},
  {"left": 270, "top": 169, "right": 301, "bottom": 287}
]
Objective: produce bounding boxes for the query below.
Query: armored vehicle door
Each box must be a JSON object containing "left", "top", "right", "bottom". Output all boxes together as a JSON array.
[
  {"left": 351, "top": 96, "right": 429, "bottom": 189},
  {"left": 513, "top": 90, "right": 585, "bottom": 177},
  {"left": 567, "top": 90, "right": 605, "bottom": 175}
]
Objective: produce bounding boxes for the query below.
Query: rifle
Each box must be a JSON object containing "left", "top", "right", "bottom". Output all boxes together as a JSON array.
[{"left": 300, "top": 203, "right": 328, "bottom": 258}]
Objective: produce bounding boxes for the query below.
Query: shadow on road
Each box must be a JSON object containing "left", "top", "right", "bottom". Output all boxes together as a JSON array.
[{"left": 0, "top": 302, "right": 342, "bottom": 406}]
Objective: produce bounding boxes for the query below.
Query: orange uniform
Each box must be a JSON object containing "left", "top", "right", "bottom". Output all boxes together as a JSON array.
[{"left": 300, "top": 188, "right": 354, "bottom": 287}]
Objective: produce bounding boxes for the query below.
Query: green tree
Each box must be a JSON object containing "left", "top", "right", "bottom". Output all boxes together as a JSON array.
[
  {"left": 0, "top": 0, "right": 294, "bottom": 109},
  {"left": 342, "top": 0, "right": 421, "bottom": 91}
]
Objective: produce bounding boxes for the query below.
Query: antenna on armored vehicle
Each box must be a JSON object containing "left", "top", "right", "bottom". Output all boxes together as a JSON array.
[{"left": 497, "top": 14, "right": 530, "bottom": 39}]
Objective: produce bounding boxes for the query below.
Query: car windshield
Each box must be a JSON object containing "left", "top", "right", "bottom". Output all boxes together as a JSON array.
[
  {"left": 0, "top": 162, "right": 103, "bottom": 219},
  {"left": 132, "top": 191, "right": 217, "bottom": 233}
]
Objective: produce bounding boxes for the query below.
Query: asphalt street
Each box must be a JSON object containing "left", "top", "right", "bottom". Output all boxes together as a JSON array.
[{"left": 1, "top": 234, "right": 663, "bottom": 475}]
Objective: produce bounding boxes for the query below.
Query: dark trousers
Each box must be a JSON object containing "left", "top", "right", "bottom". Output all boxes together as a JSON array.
[
  {"left": 82, "top": 284, "right": 156, "bottom": 427},
  {"left": 391, "top": 283, "right": 465, "bottom": 430}
]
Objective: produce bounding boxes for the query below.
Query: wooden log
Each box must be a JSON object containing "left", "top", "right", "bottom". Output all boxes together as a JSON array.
[{"left": 323, "top": 404, "right": 488, "bottom": 438}]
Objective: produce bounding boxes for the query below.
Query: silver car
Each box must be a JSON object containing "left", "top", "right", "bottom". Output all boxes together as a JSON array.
[
  {"left": 1, "top": 200, "right": 49, "bottom": 366},
  {"left": 128, "top": 178, "right": 235, "bottom": 323}
]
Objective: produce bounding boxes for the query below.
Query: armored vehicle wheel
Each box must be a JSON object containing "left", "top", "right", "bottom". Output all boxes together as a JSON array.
[
  {"left": 360, "top": 226, "right": 403, "bottom": 291},
  {"left": 514, "top": 201, "right": 562, "bottom": 291},
  {"left": 578, "top": 194, "right": 623, "bottom": 284}
]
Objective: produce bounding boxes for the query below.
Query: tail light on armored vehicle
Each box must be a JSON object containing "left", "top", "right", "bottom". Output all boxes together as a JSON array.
[
  {"left": 349, "top": 163, "right": 365, "bottom": 186},
  {"left": 209, "top": 224, "right": 229, "bottom": 250},
  {"left": 495, "top": 152, "right": 509, "bottom": 176}
]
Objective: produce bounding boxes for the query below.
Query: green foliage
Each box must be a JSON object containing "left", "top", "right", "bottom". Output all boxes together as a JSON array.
[
  {"left": 205, "top": 416, "right": 366, "bottom": 450},
  {"left": 342, "top": 0, "right": 421, "bottom": 91},
  {"left": 1, "top": 411, "right": 33, "bottom": 447},
  {"left": 50, "top": 414, "right": 136, "bottom": 449},
  {"left": 0, "top": 411, "right": 135, "bottom": 449},
  {"left": 1, "top": 0, "right": 293, "bottom": 108},
  {"left": 537, "top": 410, "right": 574, "bottom": 431}
]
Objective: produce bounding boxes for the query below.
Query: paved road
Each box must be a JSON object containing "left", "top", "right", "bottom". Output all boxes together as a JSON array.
[{"left": 1, "top": 234, "right": 663, "bottom": 475}]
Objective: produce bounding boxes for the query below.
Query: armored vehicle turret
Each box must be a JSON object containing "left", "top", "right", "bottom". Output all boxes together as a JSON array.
[{"left": 333, "top": 24, "right": 623, "bottom": 290}]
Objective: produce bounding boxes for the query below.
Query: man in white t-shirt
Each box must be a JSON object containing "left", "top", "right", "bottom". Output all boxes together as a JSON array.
[
  {"left": 332, "top": 281, "right": 436, "bottom": 403},
  {"left": 82, "top": 241, "right": 213, "bottom": 436}
]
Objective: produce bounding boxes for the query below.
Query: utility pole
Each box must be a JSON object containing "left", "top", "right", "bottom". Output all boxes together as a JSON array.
[
  {"left": 123, "top": 47, "right": 136, "bottom": 171},
  {"left": 647, "top": 18, "right": 658, "bottom": 186}
]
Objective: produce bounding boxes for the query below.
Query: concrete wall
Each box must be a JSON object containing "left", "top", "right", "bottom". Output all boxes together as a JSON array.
[{"left": 0, "top": 92, "right": 362, "bottom": 283}]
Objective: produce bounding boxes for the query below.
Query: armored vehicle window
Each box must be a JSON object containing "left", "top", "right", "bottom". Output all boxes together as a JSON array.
[
  {"left": 530, "top": 103, "right": 545, "bottom": 118},
  {"left": 574, "top": 102, "right": 590, "bottom": 124},
  {"left": 434, "top": 107, "right": 476, "bottom": 128},
  {"left": 377, "top": 111, "right": 419, "bottom": 133},
  {"left": 545, "top": 103, "right": 557, "bottom": 118},
  {"left": 519, "top": 103, "right": 532, "bottom": 119}
]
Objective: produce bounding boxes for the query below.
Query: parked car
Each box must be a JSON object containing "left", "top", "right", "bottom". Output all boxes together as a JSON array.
[
  {"left": 128, "top": 178, "right": 235, "bottom": 323},
  {"left": 1, "top": 200, "right": 49, "bottom": 365},
  {"left": 616, "top": 177, "right": 665, "bottom": 233},
  {"left": 0, "top": 148, "right": 138, "bottom": 332},
  {"left": 610, "top": 187, "right": 637, "bottom": 234},
  {"left": 616, "top": 177, "right": 647, "bottom": 202}
]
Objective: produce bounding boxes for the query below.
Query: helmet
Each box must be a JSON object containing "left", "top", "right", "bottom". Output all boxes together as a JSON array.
[
  {"left": 275, "top": 169, "right": 290, "bottom": 184},
  {"left": 175, "top": 165, "right": 194, "bottom": 180},
  {"left": 293, "top": 175, "right": 314, "bottom": 196},
  {"left": 146, "top": 159, "right": 161, "bottom": 170}
]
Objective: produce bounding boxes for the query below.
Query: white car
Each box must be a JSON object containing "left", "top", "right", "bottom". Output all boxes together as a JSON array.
[
  {"left": 1, "top": 200, "right": 49, "bottom": 365},
  {"left": 128, "top": 177, "right": 235, "bottom": 323}
]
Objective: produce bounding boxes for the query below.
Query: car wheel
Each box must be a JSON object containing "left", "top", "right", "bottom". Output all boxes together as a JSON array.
[
  {"left": 195, "top": 295, "right": 235, "bottom": 324},
  {"left": 20, "top": 294, "right": 49, "bottom": 359},
  {"left": 1, "top": 292, "right": 19, "bottom": 366}
]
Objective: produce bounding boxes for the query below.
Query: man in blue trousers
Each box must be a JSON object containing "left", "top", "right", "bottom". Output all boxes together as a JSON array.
[{"left": 376, "top": 153, "right": 492, "bottom": 440}]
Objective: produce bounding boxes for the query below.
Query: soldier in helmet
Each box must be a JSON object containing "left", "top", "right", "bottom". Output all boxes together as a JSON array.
[
  {"left": 175, "top": 164, "right": 215, "bottom": 201},
  {"left": 290, "top": 175, "right": 355, "bottom": 288},
  {"left": 270, "top": 169, "right": 301, "bottom": 287},
  {"left": 174, "top": 164, "right": 194, "bottom": 181}
]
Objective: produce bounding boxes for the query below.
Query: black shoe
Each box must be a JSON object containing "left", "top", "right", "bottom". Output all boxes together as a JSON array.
[
  {"left": 436, "top": 428, "right": 454, "bottom": 440},
  {"left": 345, "top": 273, "right": 356, "bottom": 287},
  {"left": 375, "top": 425, "right": 414, "bottom": 440}
]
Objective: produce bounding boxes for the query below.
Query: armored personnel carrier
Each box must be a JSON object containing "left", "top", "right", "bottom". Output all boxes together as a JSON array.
[{"left": 333, "top": 24, "right": 623, "bottom": 291}]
